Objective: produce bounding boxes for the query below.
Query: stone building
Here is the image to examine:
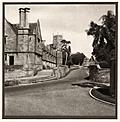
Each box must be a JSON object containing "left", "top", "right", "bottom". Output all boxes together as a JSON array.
[
  {"left": 4, "top": 7, "right": 62, "bottom": 76},
  {"left": 53, "top": 34, "right": 63, "bottom": 50},
  {"left": 52, "top": 34, "right": 63, "bottom": 66}
]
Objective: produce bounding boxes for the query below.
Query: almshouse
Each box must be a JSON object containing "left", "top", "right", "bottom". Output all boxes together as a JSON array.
[{"left": 4, "top": 7, "right": 63, "bottom": 76}]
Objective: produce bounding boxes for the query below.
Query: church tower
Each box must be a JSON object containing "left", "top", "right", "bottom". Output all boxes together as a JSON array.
[{"left": 53, "top": 34, "right": 63, "bottom": 50}]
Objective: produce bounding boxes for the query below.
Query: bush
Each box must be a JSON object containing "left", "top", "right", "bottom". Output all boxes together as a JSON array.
[
  {"left": 70, "top": 52, "right": 85, "bottom": 65},
  {"left": 99, "top": 61, "right": 110, "bottom": 68}
]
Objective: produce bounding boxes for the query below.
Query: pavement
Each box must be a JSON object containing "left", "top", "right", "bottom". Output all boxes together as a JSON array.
[{"left": 4, "top": 67, "right": 116, "bottom": 118}]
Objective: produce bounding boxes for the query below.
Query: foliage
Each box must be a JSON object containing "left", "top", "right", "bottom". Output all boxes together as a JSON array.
[
  {"left": 86, "top": 10, "right": 117, "bottom": 67},
  {"left": 70, "top": 52, "right": 85, "bottom": 65},
  {"left": 61, "top": 40, "right": 71, "bottom": 44},
  {"left": 61, "top": 39, "right": 71, "bottom": 65}
]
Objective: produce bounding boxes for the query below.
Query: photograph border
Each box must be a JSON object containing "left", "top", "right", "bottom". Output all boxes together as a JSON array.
[{"left": 2, "top": 2, "right": 118, "bottom": 119}]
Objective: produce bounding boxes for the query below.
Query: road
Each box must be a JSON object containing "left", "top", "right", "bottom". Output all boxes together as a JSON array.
[{"left": 4, "top": 67, "right": 116, "bottom": 118}]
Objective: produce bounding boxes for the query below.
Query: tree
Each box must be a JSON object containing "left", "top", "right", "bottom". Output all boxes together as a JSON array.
[
  {"left": 61, "top": 40, "right": 71, "bottom": 65},
  {"left": 86, "top": 10, "right": 117, "bottom": 98},
  {"left": 86, "top": 10, "right": 116, "bottom": 68},
  {"left": 70, "top": 52, "right": 85, "bottom": 65}
]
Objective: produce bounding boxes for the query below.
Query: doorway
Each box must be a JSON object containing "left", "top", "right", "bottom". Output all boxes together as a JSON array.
[{"left": 9, "top": 56, "right": 14, "bottom": 65}]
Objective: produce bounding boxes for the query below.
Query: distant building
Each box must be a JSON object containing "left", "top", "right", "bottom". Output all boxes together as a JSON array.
[
  {"left": 4, "top": 8, "right": 62, "bottom": 76},
  {"left": 53, "top": 34, "right": 63, "bottom": 50}
]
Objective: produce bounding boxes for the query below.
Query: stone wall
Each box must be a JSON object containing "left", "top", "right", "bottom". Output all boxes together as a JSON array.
[
  {"left": 95, "top": 69, "right": 110, "bottom": 83},
  {"left": 18, "top": 30, "right": 29, "bottom": 52},
  {"left": 5, "top": 53, "right": 25, "bottom": 66},
  {"left": 29, "top": 35, "right": 35, "bottom": 52},
  {"left": 88, "top": 65, "right": 110, "bottom": 83},
  {"left": 42, "top": 51, "right": 56, "bottom": 64},
  {"left": 35, "top": 54, "right": 43, "bottom": 70},
  {"left": 35, "top": 36, "right": 43, "bottom": 55},
  {"left": 52, "top": 65, "right": 70, "bottom": 79},
  {"left": 57, "top": 51, "right": 62, "bottom": 65}
]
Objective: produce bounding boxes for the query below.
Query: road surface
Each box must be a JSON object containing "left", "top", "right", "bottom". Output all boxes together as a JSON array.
[{"left": 4, "top": 67, "right": 116, "bottom": 118}]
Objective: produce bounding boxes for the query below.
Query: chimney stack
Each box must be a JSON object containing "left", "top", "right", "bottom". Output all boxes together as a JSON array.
[{"left": 19, "top": 7, "right": 30, "bottom": 28}]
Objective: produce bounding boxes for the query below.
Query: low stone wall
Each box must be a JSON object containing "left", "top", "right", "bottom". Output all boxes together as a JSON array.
[
  {"left": 5, "top": 63, "right": 42, "bottom": 80},
  {"left": 52, "top": 65, "right": 70, "bottom": 79},
  {"left": 5, "top": 65, "right": 23, "bottom": 71},
  {"left": 5, "top": 69, "right": 37, "bottom": 80},
  {"left": 4, "top": 65, "right": 79, "bottom": 87},
  {"left": 88, "top": 65, "right": 110, "bottom": 83},
  {"left": 95, "top": 69, "right": 110, "bottom": 83}
]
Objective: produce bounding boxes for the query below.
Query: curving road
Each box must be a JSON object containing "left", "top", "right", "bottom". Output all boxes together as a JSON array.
[{"left": 4, "top": 67, "right": 116, "bottom": 118}]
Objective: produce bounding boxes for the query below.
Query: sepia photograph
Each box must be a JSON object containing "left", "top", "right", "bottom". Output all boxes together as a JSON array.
[{"left": 3, "top": 2, "right": 117, "bottom": 119}]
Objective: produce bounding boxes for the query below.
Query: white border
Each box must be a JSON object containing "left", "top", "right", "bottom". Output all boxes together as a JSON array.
[{"left": 0, "top": 0, "right": 119, "bottom": 122}]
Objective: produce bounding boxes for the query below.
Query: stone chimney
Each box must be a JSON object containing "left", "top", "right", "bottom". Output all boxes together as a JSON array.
[
  {"left": 19, "top": 8, "right": 24, "bottom": 28},
  {"left": 19, "top": 7, "right": 30, "bottom": 28}
]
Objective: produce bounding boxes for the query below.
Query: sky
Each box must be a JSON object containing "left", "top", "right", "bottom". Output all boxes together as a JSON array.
[{"left": 5, "top": 4, "right": 115, "bottom": 58}]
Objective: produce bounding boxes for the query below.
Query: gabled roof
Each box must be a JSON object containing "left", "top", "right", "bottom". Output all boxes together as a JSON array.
[
  {"left": 5, "top": 18, "right": 18, "bottom": 34},
  {"left": 5, "top": 18, "right": 42, "bottom": 38},
  {"left": 36, "top": 19, "right": 42, "bottom": 40},
  {"left": 12, "top": 23, "right": 37, "bottom": 35}
]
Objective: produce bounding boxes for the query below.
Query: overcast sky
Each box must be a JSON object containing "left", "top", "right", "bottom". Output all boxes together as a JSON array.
[{"left": 5, "top": 4, "right": 115, "bottom": 58}]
